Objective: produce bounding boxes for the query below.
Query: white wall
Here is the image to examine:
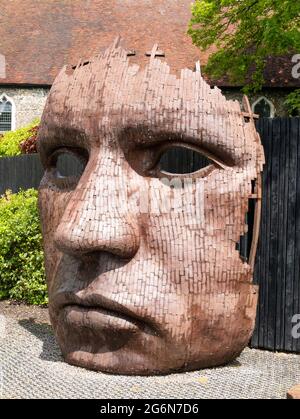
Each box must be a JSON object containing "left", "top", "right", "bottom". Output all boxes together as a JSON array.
[{"left": 0, "top": 86, "right": 49, "bottom": 129}]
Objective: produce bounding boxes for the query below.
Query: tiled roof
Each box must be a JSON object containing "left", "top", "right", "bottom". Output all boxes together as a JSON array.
[
  {"left": 0, "top": 0, "right": 207, "bottom": 85},
  {"left": 0, "top": 0, "right": 298, "bottom": 88}
]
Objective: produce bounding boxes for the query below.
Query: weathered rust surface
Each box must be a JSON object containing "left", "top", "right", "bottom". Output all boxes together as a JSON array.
[{"left": 37, "top": 40, "right": 265, "bottom": 375}]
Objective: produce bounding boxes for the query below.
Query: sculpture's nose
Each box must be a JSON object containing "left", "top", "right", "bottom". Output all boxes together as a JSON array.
[{"left": 54, "top": 153, "right": 140, "bottom": 260}]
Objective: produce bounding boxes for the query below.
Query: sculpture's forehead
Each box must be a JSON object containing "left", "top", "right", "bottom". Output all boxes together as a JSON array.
[
  {"left": 41, "top": 45, "right": 259, "bottom": 160},
  {"left": 49, "top": 54, "right": 245, "bottom": 124}
]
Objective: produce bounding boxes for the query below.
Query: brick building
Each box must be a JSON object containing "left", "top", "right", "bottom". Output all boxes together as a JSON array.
[{"left": 0, "top": 0, "right": 299, "bottom": 132}]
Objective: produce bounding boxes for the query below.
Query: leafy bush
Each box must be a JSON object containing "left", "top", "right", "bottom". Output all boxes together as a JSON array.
[
  {"left": 0, "top": 119, "right": 39, "bottom": 157},
  {"left": 285, "top": 89, "right": 300, "bottom": 116},
  {"left": 20, "top": 125, "right": 39, "bottom": 154},
  {"left": 0, "top": 189, "right": 47, "bottom": 305}
]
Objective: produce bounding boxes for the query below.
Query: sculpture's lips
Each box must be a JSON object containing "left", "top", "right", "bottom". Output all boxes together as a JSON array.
[
  {"left": 62, "top": 305, "right": 141, "bottom": 333},
  {"left": 52, "top": 292, "right": 160, "bottom": 336}
]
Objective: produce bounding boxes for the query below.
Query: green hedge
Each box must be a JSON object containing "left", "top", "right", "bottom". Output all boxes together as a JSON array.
[
  {"left": 0, "top": 119, "right": 39, "bottom": 157},
  {"left": 0, "top": 189, "right": 47, "bottom": 305}
]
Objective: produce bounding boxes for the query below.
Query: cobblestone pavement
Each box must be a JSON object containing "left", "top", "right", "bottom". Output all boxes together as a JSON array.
[{"left": 0, "top": 311, "right": 300, "bottom": 399}]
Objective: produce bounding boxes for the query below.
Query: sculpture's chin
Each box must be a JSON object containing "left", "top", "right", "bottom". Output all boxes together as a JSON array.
[
  {"left": 62, "top": 345, "right": 244, "bottom": 376},
  {"left": 54, "top": 322, "right": 253, "bottom": 375},
  {"left": 49, "top": 282, "right": 258, "bottom": 375},
  {"left": 64, "top": 349, "right": 173, "bottom": 375},
  {"left": 55, "top": 326, "right": 188, "bottom": 375}
]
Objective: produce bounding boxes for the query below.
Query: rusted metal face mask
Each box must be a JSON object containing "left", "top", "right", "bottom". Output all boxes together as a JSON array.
[{"left": 37, "top": 40, "right": 265, "bottom": 375}]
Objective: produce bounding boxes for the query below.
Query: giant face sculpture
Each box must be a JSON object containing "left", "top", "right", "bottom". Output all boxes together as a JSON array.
[{"left": 37, "top": 40, "right": 264, "bottom": 375}]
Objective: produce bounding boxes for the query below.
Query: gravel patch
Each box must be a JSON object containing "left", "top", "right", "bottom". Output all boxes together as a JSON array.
[
  {"left": 0, "top": 300, "right": 300, "bottom": 399},
  {"left": 0, "top": 300, "right": 50, "bottom": 324}
]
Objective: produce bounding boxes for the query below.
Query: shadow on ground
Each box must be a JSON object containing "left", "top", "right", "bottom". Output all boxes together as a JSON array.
[{"left": 18, "top": 319, "right": 62, "bottom": 362}]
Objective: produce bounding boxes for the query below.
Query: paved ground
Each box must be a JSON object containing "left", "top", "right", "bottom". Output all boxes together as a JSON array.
[{"left": 0, "top": 301, "right": 300, "bottom": 399}]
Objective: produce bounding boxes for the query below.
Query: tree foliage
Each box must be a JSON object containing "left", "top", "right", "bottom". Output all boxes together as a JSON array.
[{"left": 188, "top": 0, "right": 300, "bottom": 113}]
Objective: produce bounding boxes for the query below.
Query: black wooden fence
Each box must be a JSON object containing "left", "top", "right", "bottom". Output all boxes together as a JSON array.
[
  {"left": 0, "top": 117, "right": 300, "bottom": 352},
  {"left": 0, "top": 153, "right": 44, "bottom": 194},
  {"left": 0, "top": 153, "right": 83, "bottom": 195},
  {"left": 251, "top": 118, "right": 300, "bottom": 352}
]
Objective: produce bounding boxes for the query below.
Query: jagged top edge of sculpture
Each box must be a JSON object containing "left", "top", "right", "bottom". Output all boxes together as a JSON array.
[{"left": 56, "top": 36, "right": 252, "bottom": 119}]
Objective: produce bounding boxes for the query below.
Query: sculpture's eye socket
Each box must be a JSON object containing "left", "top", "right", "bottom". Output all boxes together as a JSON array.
[
  {"left": 157, "top": 145, "right": 216, "bottom": 177},
  {"left": 140, "top": 144, "right": 225, "bottom": 179},
  {"left": 47, "top": 147, "right": 88, "bottom": 189},
  {"left": 118, "top": 128, "right": 232, "bottom": 179}
]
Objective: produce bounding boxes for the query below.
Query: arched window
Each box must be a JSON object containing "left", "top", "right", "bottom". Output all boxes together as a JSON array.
[
  {"left": 252, "top": 96, "right": 275, "bottom": 118},
  {"left": 0, "top": 94, "right": 15, "bottom": 132}
]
